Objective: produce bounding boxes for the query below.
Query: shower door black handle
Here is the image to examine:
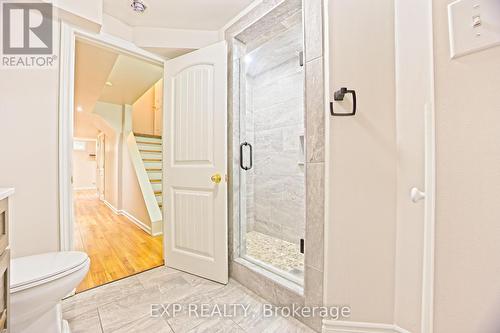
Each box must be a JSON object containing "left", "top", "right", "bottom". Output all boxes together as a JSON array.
[{"left": 240, "top": 142, "right": 253, "bottom": 171}]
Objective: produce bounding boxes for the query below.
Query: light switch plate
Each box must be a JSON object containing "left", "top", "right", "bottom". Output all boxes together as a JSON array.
[{"left": 448, "top": 0, "right": 500, "bottom": 58}]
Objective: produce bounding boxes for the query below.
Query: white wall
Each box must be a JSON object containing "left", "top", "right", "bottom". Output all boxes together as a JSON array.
[
  {"left": 93, "top": 102, "right": 123, "bottom": 208},
  {"left": 92, "top": 102, "right": 153, "bottom": 229},
  {"left": 73, "top": 141, "right": 97, "bottom": 189},
  {"left": 49, "top": 0, "right": 102, "bottom": 24},
  {"left": 432, "top": 1, "right": 500, "bottom": 332},
  {"left": 0, "top": 22, "right": 61, "bottom": 258},
  {"left": 122, "top": 105, "right": 153, "bottom": 229},
  {"left": 132, "top": 86, "right": 155, "bottom": 136},
  {"left": 325, "top": 0, "right": 397, "bottom": 324},
  {"left": 47, "top": 0, "right": 103, "bottom": 32},
  {"left": 121, "top": 140, "right": 152, "bottom": 229},
  {"left": 102, "top": 14, "right": 133, "bottom": 42}
]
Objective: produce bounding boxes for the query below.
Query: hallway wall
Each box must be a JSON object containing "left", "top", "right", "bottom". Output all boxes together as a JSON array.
[
  {"left": 122, "top": 106, "right": 153, "bottom": 230},
  {"left": 73, "top": 141, "right": 97, "bottom": 190},
  {"left": 132, "top": 86, "right": 155, "bottom": 135},
  {"left": 94, "top": 102, "right": 123, "bottom": 209},
  {"left": 132, "top": 80, "right": 163, "bottom": 137}
]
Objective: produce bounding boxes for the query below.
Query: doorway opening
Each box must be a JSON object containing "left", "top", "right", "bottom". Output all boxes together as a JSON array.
[
  {"left": 71, "top": 37, "right": 165, "bottom": 292},
  {"left": 61, "top": 24, "right": 230, "bottom": 288}
]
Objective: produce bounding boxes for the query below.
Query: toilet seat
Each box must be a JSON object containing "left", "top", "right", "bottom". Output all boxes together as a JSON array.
[{"left": 11, "top": 252, "right": 89, "bottom": 293}]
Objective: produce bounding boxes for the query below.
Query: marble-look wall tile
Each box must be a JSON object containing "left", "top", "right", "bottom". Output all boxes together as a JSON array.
[
  {"left": 253, "top": 75, "right": 303, "bottom": 110},
  {"left": 305, "top": 57, "right": 325, "bottom": 163},
  {"left": 230, "top": 261, "right": 279, "bottom": 302},
  {"left": 305, "top": 162, "right": 324, "bottom": 271},
  {"left": 254, "top": 151, "right": 304, "bottom": 176},
  {"left": 235, "top": 0, "right": 301, "bottom": 48},
  {"left": 246, "top": 23, "right": 303, "bottom": 77},
  {"left": 254, "top": 128, "right": 284, "bottom": 152},
  {"left": 305, "top": 267, "right": 323, "bottom": 307},
  {"left": 283, "top": 125, "right": 305, "bottom": 152},
  {"left": 304, "top": 0, "right": 324, "bottom": 62},
  {"left": 225, "top": 0, "right": 284, "bottom": 40},
  {"left": 302, "top": 266, "right": 324, "bottom": 332},
  {"left": 251, "top": 57, "right": 303, "bottom": 86},
  {"left": 254, "top": 99, "right": 303, "bottom": 132}
]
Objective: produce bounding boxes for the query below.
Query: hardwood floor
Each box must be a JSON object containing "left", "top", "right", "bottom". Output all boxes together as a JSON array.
[{"left": 74, "top": 190, "right": 163, "bottom": 293}]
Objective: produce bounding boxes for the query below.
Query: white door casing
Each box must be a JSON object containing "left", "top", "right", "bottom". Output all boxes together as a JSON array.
[{"left": 163, "top": 41, "right": 228, "bottom": 284}]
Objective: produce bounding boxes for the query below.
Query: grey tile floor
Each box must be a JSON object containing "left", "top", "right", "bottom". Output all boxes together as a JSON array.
[{"left": 63, "top": 266, "right": 314, "bottom": 333}]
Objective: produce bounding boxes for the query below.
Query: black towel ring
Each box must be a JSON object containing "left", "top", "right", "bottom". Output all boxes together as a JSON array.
[{"left": 330, "top": 87, "right": 356, "bottom": 116}]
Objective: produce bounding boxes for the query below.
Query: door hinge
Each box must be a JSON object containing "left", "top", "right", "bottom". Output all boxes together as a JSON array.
[{"left": 300, "top": 238, "right": 305, "bottom": 254}]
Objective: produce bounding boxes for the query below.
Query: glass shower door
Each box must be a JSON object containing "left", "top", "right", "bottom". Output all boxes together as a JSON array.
[{"left": 238, "top": 18, "right": 305, "bottom": 285}]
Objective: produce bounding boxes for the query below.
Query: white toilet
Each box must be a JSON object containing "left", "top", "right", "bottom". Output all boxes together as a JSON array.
[{"left": 10, "top": 251, "right": 90, "bottom": 333}]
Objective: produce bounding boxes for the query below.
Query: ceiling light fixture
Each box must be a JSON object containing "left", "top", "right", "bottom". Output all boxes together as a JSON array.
[
  {"left": 131, "top": 0, "right": 147, "bottom": 13},
  {"left": 76, "top": 106, "right": 83, "bottom": 112},
  {"left": 105, "top": 81, "right": 113, "bottom": 87}
]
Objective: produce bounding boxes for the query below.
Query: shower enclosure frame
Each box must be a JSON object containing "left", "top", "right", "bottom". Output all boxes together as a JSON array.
[
  {"left": 236, "top": 20, "right": 306, "bottom": 287},
  {"left": 225, "top": 0, "right": 327, "bottom": 330}
]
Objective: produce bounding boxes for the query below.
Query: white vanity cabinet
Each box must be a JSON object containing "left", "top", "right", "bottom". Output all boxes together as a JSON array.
[{"left": 0, "top": 189, "right": 13, "bottom": 333}]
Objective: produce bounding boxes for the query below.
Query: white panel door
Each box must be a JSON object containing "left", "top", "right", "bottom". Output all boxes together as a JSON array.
[{"left": 163, "top": 41, "right": 228, "bottom": 284}]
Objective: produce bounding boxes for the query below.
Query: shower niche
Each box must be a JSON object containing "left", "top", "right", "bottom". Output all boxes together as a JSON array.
[{"left": 234, "top": 3, "right": 305, "bottom": 286}]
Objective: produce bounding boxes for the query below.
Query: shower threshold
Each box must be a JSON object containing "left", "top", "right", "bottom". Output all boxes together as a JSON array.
[{"left": 242, "top": 231, "right": 304, "bottom": 287}]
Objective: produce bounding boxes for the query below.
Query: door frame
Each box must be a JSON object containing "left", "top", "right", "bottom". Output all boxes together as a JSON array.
[{"left": 58, "top": 22, "right": 167, "bottom": 252}]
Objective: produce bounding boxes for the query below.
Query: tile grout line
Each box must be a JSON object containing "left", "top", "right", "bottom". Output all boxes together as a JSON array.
[{"left": 97, "top": 307, "right": 105, "bottom": 333}]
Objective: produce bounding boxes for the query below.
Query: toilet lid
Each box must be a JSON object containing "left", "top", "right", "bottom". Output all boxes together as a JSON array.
[{"left": 11, "top": 251, "right": 89, "bottom": 292}]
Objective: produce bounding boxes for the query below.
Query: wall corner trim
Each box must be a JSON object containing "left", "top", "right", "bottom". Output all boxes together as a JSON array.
[{"left": 322, "top": 320, "right": 412, "bottom": 333}]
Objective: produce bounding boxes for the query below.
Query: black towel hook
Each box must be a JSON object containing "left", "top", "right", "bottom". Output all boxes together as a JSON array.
[{"left": 330, "top": 87, "right": 356, "bottom": 116}]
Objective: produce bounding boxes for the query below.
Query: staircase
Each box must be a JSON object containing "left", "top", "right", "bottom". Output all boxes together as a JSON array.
[{"left": 134, "top": 133, "right": 163, "bottom": 211}]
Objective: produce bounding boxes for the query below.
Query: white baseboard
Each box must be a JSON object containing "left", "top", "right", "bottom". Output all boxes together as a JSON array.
[
  {"left": 102, "top": 200, "right": 154, "bottom": 236},
  {"left": 103, "top": 199, "right": 119, "bottom": 215},
  {"left": 322, "top": 320, "right": 412, "bottom": 333},
  {"left": 119, "top": 209, "right": 152, "bottom": 235}
]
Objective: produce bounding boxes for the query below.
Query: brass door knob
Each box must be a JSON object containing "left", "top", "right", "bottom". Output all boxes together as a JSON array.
[{"left": 211, "top": 173, "right": 222, "bottom": 184}]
